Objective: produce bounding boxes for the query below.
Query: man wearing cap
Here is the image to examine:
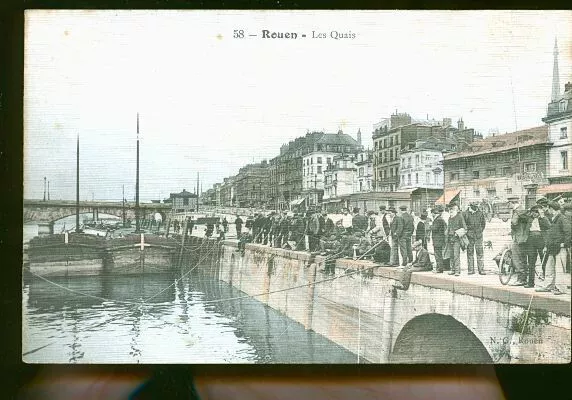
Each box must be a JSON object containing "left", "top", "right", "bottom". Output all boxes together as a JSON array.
[
  {"left": 464, "top": 201, "right": 487, "bottom": 275},
  {"left": 431, "top": 205, "right": 448, "bottom": 273},
  {"left": 395, "top": 240, "right": 432, "bottom": 290},
  {"left": 400, "top": 205, "right": 415, "bottom": 264},
  {"left": 536, "top": 202, "right": 570, "bottom": 295},
  {"left": 388, "top": 207, "right": 402, "bottom": 266}
]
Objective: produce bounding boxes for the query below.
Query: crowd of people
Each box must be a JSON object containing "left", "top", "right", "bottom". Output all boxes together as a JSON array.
[{"left": 230, "top": 196, "right": 571, "bottom": 294}]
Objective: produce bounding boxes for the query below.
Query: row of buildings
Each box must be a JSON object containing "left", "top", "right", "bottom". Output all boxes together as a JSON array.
[{"left": 190, "top": 42, "right": 571, "bottom": 215}]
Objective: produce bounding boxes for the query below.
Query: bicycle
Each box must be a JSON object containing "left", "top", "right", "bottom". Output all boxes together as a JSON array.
[
  {"left": 496, "top": 246, "right": 514, "bottom": 285},
  {"left": 495, "top": 244, "right": 546, "bottom": 285}
]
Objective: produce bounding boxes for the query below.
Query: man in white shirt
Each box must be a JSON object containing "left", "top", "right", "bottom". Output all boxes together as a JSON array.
[{"left": 340, "top": 208, "right": 353, "bottom": 229}]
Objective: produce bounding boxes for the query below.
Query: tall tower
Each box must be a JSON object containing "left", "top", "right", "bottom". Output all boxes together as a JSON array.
[
  {"left": 551, "top": 37, "right": 560, "bottom": 101},
  {"left": 357, "top": 129, "right": 362, "bottom": 147}
]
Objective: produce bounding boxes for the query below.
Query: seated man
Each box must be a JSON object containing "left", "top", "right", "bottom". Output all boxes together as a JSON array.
[{"left": 395, "top": 240, "right": 432, "bottom": 290}]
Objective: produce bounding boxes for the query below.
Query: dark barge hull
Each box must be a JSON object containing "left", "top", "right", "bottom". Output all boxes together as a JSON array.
[
  {"left": 25, "top": 234, "right": 107, "bottom": 278},
  {"left": 105, "top": 234, "right": 180, "bottom": 275}
]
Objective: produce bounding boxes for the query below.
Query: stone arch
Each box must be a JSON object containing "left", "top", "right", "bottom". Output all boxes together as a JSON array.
[{"left": 389, "top": 313, "right": 492, "bottom": 363}]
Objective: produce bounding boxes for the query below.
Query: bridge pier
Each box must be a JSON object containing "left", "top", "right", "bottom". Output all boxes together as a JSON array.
[
  {"left": 92, "top": 208, "right": 99, "bottom": 222},
  {"left": 37, "top": 221, "right": 54, "bottom": 235}
]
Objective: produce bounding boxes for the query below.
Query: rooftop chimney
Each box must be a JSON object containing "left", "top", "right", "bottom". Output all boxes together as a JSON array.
[
  {"left": 457, "top": 118, "right": 464, "bottom": 131},
  {"left": 565, "top": 81, "right": 572, "bottom": 93}
]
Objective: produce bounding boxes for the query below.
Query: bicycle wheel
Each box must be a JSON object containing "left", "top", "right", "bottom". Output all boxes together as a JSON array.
[{"left": 498, "top": 248, "right": 513, "bottom": 285}]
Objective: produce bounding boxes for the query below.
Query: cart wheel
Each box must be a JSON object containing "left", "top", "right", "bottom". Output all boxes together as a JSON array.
[{"left": 498, "top": 248, "right": 513, "bottom": 285}]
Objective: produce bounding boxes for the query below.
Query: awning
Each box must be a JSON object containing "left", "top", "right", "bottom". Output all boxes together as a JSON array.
[
  {"left": 323, "top": 198, "right": 342, "bottom": 203},
  {"left": 537, "top": 183, "right": 572, "bottom": 195},
  {"left": 435, "top": 189, "right": 460, "bottom": 205},
  {"left": 290, "top": 198, "right": 306, "bottom": 206}
]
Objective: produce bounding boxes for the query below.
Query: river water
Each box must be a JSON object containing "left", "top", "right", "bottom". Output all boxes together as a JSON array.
[{"left": 22, "top": 225, "right": 358, "bottom": 364}]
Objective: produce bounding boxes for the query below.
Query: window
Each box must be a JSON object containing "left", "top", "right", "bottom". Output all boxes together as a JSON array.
[
  {"left": 311, "top": 158, "right": 313, "bottom": 164},
  {"left": 407, "top": 174, "right": 411, "bottom": 185},
  {"left": 402, "top": 158, "right": 406, "bottom": 167},
  {"left": 415, "top": 173, "right": 419, "bottom": 184},
  {"left": 183, "top": 198, "right": 189, "bottom": 206},
  {"left": 473, "top": 189, "right": 480, "bottom": 197},
  {"left": 559, "top": 100, "right": 568, "bottom": 112},
  {"left": 562, "top": 151, "right": 569, "bottom": 170},
  {"left": 327, "top": 157, "right": 331, "bottom": 164},
  {"left": 487, "top": 188, "right": 497, "bottom": 196},
  {"left": 561, "top": 127, "right": 568, "bottom": 139},
  {"left": 505, "top": 188, "right": 512, "bottom": 194},
  {"left": 524, "top": 163, "right": 536, "bottom": 173},
  {"left": 311, "top": 166, "right": 314, "bottom": 174},
  {"left": 374, "top": 142, "right": 378, "bottom": 150},
  {"left": 408, "top": 157, "right": 412, "bottom": 167},
  {"left": 317, "top": 166, "right": 322, "bottom": 174},
  {"left": 359, "top": 167, "right": 364, "bottom": 176},
  {"left": 401, "top": 174, "right": 405, "bottom": 183},
  {"left": 426, "top": 172, "right": 430, "bottom": 183},
  {"left": 473, "top": 171, "right": 480, "bottom": 179},
  {"left": 450, "top": 172, "right": 459, "bottom": 181},
  {"left": 501, "top": 166, "right": 512, "bottom": 176},
  {"left": 383, "top": 139, "right": 387, "bottom": 148},
  {"left": 486, "top": 168, "right": 496, "bottom": 177},
  {"left": 317, "top": 157, "right": 322, "bottom": 164},
  {"left": 389, "top": 137, "right": 393, "bottom": 147},
  {"left": 415, "top": 155, "right": 420, "bottom": 166}
]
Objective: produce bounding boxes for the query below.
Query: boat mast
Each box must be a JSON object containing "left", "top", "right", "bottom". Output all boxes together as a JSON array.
[
  {"left": 196, "top": 172, "right": 199, "bottom": 213},
  {"left": 76, "top": 135, "right": 80, "bottom": 233},
  {"left": 135, "top": 113, "right": 141, "bottom": 233},
  {"left": 122, "top": 184, "right": 126, "bottom": 228}
]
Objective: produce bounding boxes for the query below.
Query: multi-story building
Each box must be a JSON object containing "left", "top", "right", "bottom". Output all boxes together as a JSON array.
[
  {"left": 443, "top": 126, "right": 549, "bottom": 208},
  {"left": 169, "top": 189, "right": 198, "bottom": 213},
  {"left": 323, "top": 153, "right": 358, "bottom": 212},
  {"left": 219, "top": 176, "right": 236, "bottom": 207},
  {"left": 269, "top": 130, "right": 361, "bottom": 210},
  {"left": 234, "top": 161, "right": 270, "bottom": 208},
  {"left": 539, "top": 40, "right": 571, "bottom": 199},
  {"left": 372, "top": 112, "right": 477, "bottom": 193},
  {"left": 301, "top": 130, "right": 362, "bottom": 207},
  {"left": 355, "top": 149, "right": 373, "bottom": 193}
]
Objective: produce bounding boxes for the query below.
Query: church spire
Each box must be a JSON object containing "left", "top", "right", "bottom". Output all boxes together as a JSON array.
[{"left": 551, "top": 37, "right": 560, "bottom": 101}]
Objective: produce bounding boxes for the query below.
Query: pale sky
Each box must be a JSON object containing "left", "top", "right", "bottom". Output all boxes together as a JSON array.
[{"left": 24, "top": 10, "right": 572, "bottom": 202}]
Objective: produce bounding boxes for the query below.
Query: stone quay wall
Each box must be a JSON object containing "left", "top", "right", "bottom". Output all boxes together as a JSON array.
[{"left": 197, "top": 239, "right": 570, "bottom": 364}]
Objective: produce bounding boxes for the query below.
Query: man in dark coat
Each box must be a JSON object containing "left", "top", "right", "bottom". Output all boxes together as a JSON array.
[
  {"left": 351, "top": 207, "right": 368, "bottom": 232},
  {"left": 234, "top": 215, "right": 243, "bottom": 238},
  {"left": 523, "top": 205, "right": 551, "bottom": 288},
  {"left": 291, "top": 213, "right": 306, "bottom": 251},
  {"left": 464, "top": 202, "right": 487, "bottom": 275},
  {"left": 536, "top": 202, "right": 571, "bottom": 295},
  {"left": 322, "top": 211, "right": 335, "bottom": 238},
  {"left": 446, "top": 204, "right": 466, "bottom": 276},
  {"left": 307, "top": 210, "right": 324, "bottom": 252},
  {"left": 431, "top": 205, "right": 448, "bottom": 273},
  {"left": 509, "top": 196, "right": 530, "bottom": 285},
  {"left": 415, "top": 212, "right": 429, "bottom": 249},
  {"left": 389, "top": 207, "right": 403, "bottom": 266},
  {"left": 395, "top": 240, "right": 432, "bottom": 290},
  {"left": 400, "top": 205, "right": 415, "bottom": 265},
  {"left": 279, "top": 212, "right": 291, "bottom": 249}
]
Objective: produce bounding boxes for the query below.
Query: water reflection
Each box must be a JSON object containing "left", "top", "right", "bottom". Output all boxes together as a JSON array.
[{"left": 23, "top": 269, "right": 358, "bottom": 363}]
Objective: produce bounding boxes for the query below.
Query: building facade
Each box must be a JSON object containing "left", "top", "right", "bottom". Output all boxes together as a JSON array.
[
  {"left": 234, "top": 161, "right": 270, "bottom": 208},
  {"left": 301, "top": 131, "right": 362, "bottom": 207},
  {"left": 372, "top": 112, "right": 477, "bottom": 193},
  {"left": 443, "top": 126, "right": 549, "bottom": 208},
  {"left": 169, "top": 189, "right": 198, "bottom": 213},
  {"left": 355, "top": 149, "right": 374, "bottom": 193},
  {"left": 323, "top": 153, "right": 357, "bottom": 211}
]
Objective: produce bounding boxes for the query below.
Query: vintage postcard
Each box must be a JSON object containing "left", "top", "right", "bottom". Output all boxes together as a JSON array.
[{"left": 23, "top": 10, "right": 571, "bottom": 364}]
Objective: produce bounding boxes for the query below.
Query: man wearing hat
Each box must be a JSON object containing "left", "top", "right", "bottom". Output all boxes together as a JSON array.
[
  {"left": 464, "top": 201, "right": 487, "bottom": 275},
  {"left": 508, "top": 196, "right": 529, "bottom": 286},
  {"left": 523, "top": 205, "right": 551, "bottom": 288},
  {"left": 536, "top": 202, "right": 570, "bottom": 295},
  {"left": 388, "top": 207, "right": 402, "bottom": 266},
  {"left": 352, "top": 207, "right": 368, "bottom": 232},
  {"left": 431, "top": 205, "right": 448, "bottom": 273},
  {"left": 395, "top": 240, "right": 432, "bottom": 290},
  {"left": 400, "top": 205, "right": 415, "bottom": 264}
]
